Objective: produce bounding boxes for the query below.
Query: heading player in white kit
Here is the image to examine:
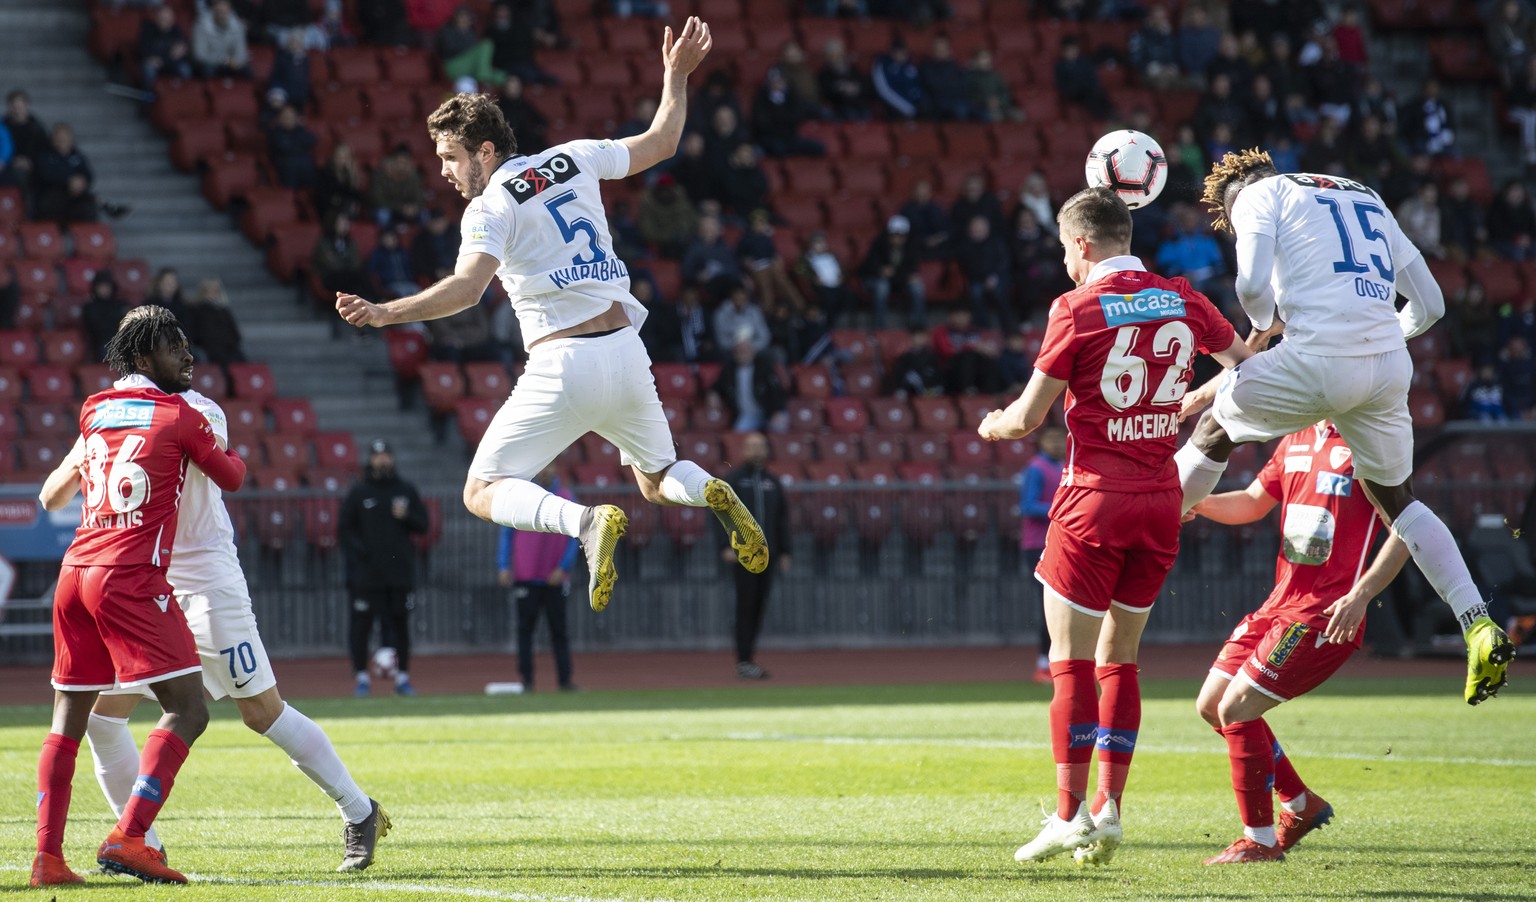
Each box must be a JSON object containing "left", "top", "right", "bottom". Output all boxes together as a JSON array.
[
  {"left": 1174, "top": 149, "right": 1513, "bottom": 705},
  {"left": 40, "top": 331, "right": 389, "bottom": 873},
  {"left": 335, "top": 17, "right": 767, "bottom": 612}
]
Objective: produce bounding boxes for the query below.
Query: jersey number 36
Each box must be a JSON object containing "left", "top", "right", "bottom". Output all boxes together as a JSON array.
[{"left": 82, "top": 433, "right": 151, "bottom": 513}]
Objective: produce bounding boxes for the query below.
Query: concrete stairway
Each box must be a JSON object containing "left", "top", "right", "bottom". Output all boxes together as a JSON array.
[{"left": 0, "top": 0, "right": 463, "bottom": 489}]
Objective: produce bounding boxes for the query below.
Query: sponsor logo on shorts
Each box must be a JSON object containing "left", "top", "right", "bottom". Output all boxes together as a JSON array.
[
  {"left": 1315, "top": 471, "right": 1352, "bottom": 496},
  {"left": 1098, "top": 288, "right": 1187, "bottom": 326},
  {"left": 1267, "top": 622, "right": 1310, "bottom": 669},
  {"left": 1096, "top": 727, "right": 1138, "bottom": 752},
  {"left": 233, "top": 676, "right": 255, "bottom": 689},
  {"left": 89, "top": 398, "right": 155, "bottom": 430},
  {"left": 131, "top": 775, "right": 162, "bottom": 803},
  {"left": 1069, "top": 722, "right": 1098, "bottom": 749},
  {"left": 1248, "top": 657, "right": 1281, "bottom": 681}
]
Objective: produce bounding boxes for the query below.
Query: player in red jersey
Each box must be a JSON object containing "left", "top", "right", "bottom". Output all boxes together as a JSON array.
[
  {"left": 978, "top": 187, "right": 1250, "bottom": 866},
  {"left": 31, "top": 306, "right": 245, "bottom": 887},
  {"left": 1191, "top": 423, "right": 1409, "bottom": 864}
]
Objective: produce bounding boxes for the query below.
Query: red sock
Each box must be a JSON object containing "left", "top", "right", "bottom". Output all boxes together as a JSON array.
[
  {"left": 1220, "top": 720, "right": 1275, "bottom": 828},
  {"left": 36, "top": 733, "right": 79, "bottom": 857},
  {"left": 1048, "top": 659, "right": 1097, "bottom": 820},
  {"left": 1261, "top": 719, "right": 1307, "bottom": 802},
  {"left": 1091, "top": 663, "right": 1140, "bottom": 816},
  {"left": 116, "top": 729, "right": 190, "bottom": 839}
]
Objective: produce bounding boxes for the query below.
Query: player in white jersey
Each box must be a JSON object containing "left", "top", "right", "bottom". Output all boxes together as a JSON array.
[
  {"left": 335, "top": 17, "right": 767, "bottom": 612},
  {"left": 39, "top": 380, "right": 390, "bottom": 872},
  {"left": 1173, "top": 149, "right": 1513, "bottom": 705}
]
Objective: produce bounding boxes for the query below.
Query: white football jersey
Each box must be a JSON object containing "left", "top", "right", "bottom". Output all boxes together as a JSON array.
[
  {"left": 165, "top": 389, "right": 242, "bottom": 595},
  {"left": 458, "top": 139, "right": 647, "bottom": 345},
  {"left": 1231, "top": 173, "right": 1422, "bottom": 356}
]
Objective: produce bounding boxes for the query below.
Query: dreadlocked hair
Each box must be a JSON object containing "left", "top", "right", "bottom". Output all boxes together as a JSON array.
[
  {"left": 104, "top": 305, "right": 184, "bottom": 375},
  {"left": 1202, "top": 148, "right": 1278, "bottom": 233}
]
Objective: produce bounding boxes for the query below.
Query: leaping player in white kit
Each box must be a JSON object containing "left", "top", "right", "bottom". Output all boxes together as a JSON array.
[
  {"left": 40, "top": 309, "right": 389, "bottom": 873},
  {"left": 335, "top": 17, "right": 767, "bottom": 611},
  {"left": 1174, "top": 149, "right": 1515, "bottom": 705}
]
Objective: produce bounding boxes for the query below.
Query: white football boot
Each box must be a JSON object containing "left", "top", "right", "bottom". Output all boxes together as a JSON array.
[
  {"left": 1073, "top": 798, "right": 1123, "bottom": 866},
  {"left": 1014, "top": 803, "right": 1097, "bottom": 862}
]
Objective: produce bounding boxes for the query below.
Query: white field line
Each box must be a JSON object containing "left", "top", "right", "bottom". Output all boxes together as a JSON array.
[{"left": 718, "top": 732, "right": 1535, "bottom": 768}]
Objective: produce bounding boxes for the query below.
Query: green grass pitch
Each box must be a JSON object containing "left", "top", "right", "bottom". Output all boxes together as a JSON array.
[{"left": 1, "top": 675, "right": 1530, "bottom": 901}]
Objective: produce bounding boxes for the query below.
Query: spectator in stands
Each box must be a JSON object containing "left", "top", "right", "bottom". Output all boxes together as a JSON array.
[
  {"left": 669, "top": 132, "right": 715, "bottom": 204},
  {"left": 966, "top": 48, "right": 1017, "bottom": 123},
  {"left": 999, "top": 331, "right": 1032, "bottom": 393},
  {"left": 1009, "top": 206, "right": 1066, "bottom": 322},
  {"left": 185, "top": 279, "right": 245, "bottom": 366},
  {"left": 1307, "top": 34, "right": 1357, "bottom": 128},
  {"left": 797, "top": 231, "right": 850, "bottom": 328},
  {"left": 815, "top": 0, "right": 867, "bottom": 15},
  {"left": 950, "top": 173, "right": 1004, "bottom": 239},
  {"left": 682, "top": 215, "right": 744, "bottom": 302},
  {"left": 888, "top": 327, "right": 943, "bottom": 396},
  {"left": 495, "top": 75, "right": 548, "bottom": 154},
  {"left": 426, "top": 298, "right": 497, "bottom": 363},
  {"left": 35, "top": 123, "right": 94, "bottom": 223},
  {"left": 367, "top": 147, "right": 426, "bottom": 228},
  {"left": 507, "top": 0, "right": 562, "bottom": 52},
  {"left": 1463, "top": 363, "right": 1510, "bottom": 422},
  {"left": 145, "top": 268, "right": 190, "bottom": 324},
  {"left": 1130, "top": 5, "right": 1180, "bottom": 89},
  {"left": 718, "top": 143, "right": 770, "bottom": 221},
  {"left": 692, "top": 68, "right": 744, "bottom": 133},
  {"left": 738, "top": 208, "right": 806, "bottom": 320},
  {"left": 313, "top": 212, "right": 372, "bottom": 312},
  {"left": 859, "top": 214, "right": 926, "bottom": 329},
  {"left": 1195, "top": 73, "right": 1247, "bottom": 144},
  {"left": 752, "top": 67, "right": 824, "bottom": 158},
  {"left": 497, "top": 463, "right": 579, "bottom": 692},
  {"left": 138, "top": 5, "right": 193, "bottom": 87},
  {"left": 1398, "top": 181, "right": 1445, "bottom": 260},
  {"left": 38, "top": 170, "right": 99, "bottom": 224},
  {"left": 1208, "top": 30, "right": 1254, "bottom": 92},
  {"left": 439, "top": 8, "right": 503, "bottom": 86},
  {"left": 1447, "top": 280, "right": 1497, "bottom": 364},
  {"left": 1015, "top": 171, "right": 1054, "bottom": 228},
  {"left": 1245, "top": 73, "right": 1287, "bottom": 144},
  {"left": 411, "top": 208, "right": 460, "bottom": 283},
  {"left": 1403, "top": 78, "right": 1455, "bottom": 157},
  {"left": 1354, "top": 76, "right": 1398, "bottom": 134},
  {"left": 266, "top": 104, "right": 317, "bottom": 190},
  {"left": 899, "top": 178, "right": 950, "bottom": 259},
  {"left": 701, "top": 103, "right": 749, "bottom": 177},
  {"left": 1507, "top": 56, "right": 1536, "bottom": 166},
  {"left": 1177, "top": 5, "right": 1222, "bottom": 81},
  {"left": 1487, "top": 180, "right": 1536, "bottom": 261},
  {"left": 635, "top": 174, "right": 697, "bottom": 259},
  {"left": 1501, "top": 295, "right": 1536, "bottom": 350},
  {"left": 930, "top": 307, "right": 1000, "bottom": 395},
  {"left": 713, "top": 282, "right": 772, "bottom": 356},
  {"left": 718, "top": 432, "right": 788, "bottom": 680},
  {"left": 268, "top": 31, "right": 312, "bottom": 113},
  {"left": 313, "top": 143, "right": 364, "bottom": 223},
  {"left": 82, "top": 271, "right": 126, "bottom": 362},
  {"left": 261, "top": 0, "right": 313, "bottom": 44},
  {"left": 1055, "top": 35, "right": 1113, "bottom": 120},
  {"left": 0, "top": 268, "right": 16, "bottom": 330},
  {"left": 1348, "top": 114, "right": 1403, "bottom": 189},
  {"left": 369, "top": 228, "right": 420, "bottom": 300},
  {"left": 921, "top": 34, "right": 971, "bottom": 121},
  {"left": 1300, "top": 115, "right": 1347, "bottom": 174},
  {"left": 954, "top": 214, "right": 1014, "bottom": 332},
  {"left": 305, "top": 0, "right": 353, "bottom": 51},
  {"left": 776, "top": 41, "right": 820, "bottom": 110},
  {"left": 610, "top": 0, "right": 670, "bottom": 17},
  {"left": 1156, "top": 205, "right": 1228, "bottom": 302},
  {"left": 872, "top": 37, "right": 926, "bottom": 119},
  {"left": 487, "top": 2, "right": 550, "bottom": 86},
  {"left": 1502, "top": 336, "right": 1536, "bottom": 419},
  {"left": 672, "top": 285, "right": 714, "bottom": 363},
  {"left": 1440, "top": 177, "right": 1486, "bottom": 259},
  {"left": 192, "top": 0, "right": 252, "bottom": 79},
  {"left": 817, "top": 38, "right": 872, "bottom": 121},
  {"left": 3, "top": 90, "right": 45, "bottom": 198},
  {"left": 1488, "top": 0, "right": 1536, "bottom": 87},
  {"left": 1160, "top": 141, "right": 1204, "bottom": 207},
  {"left": 359, "top": 0, "right": 413, "bottom": 46},
  {"left": 710, "top": 335, "right": 787, "bottom": 433}
]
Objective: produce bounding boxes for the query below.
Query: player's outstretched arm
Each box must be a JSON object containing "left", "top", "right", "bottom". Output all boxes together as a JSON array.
[
  {"left": 1234, "top": 231, "right": 1279, "bottom": 333},
  {"left": 1322, "top": 532, "right": 1411, "bottom": 644},
  {"left": 336, "top": 253, "right": 500, "bottom": 328},
  {"left": 1394, "top": 254, "right": 1445, "bottom": 340},
  {"left": 38, "top": 435, "right": 85, "bottom": 512},
  {"left": 1189, "top": 479, "right": 1277, "bottom": 525},
  {"left": 619, "top": 16, "right": 712, "bottom": 176},
  {"left": 978, "top": 370, "right": 1067, "bottom": 441}
]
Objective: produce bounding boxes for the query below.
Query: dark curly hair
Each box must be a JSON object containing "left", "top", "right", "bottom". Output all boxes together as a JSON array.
[
  {"left": 427, "top": 92, "right": 517, "bottom": 158},
  {"left": 1202, "top": 148, "right": 1279, "bottom": 233},
  {"left": 103, "top": 305, "right": 186, "bottom": 376}
]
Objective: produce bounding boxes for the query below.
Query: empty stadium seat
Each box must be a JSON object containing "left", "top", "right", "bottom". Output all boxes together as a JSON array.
[
  {"left": 815, "top": 433, "right": 862, "bottom": 463},
  {"left": 768, "top": 433, "right": 814, "bottom": 463},
  {"left": 268, "top": 398, "right": 317, "bottom": 435},
  {"left": 864, "top": 433, "right": 906, "bottom": 463},
  {"left": 785, "top": 398, "right": 825, "bottom": 432},
  {"left": 228, "top": 362, "right": 278, "bottom": 402},
  {"left": 26, "top": 366, "right": 74, "bottom": 404},
  {"left": 311, "top": 431, "right": 358, "bottom": 469},
  {"left": 39, "top": 331, "right": 84, "bottom": 367},
  {"left": 652, "top": 363, "right": 697, "bottom": 399},
  {"left": 824, "top": 397, "right": 869, "bottom": 432},
  {"left": 189, "top": 366, "right": 228, "bottom": 399},
  {"left": 912, "top": 396, "right": 958, "bottom": 432},
  {"left": 419, "top": 362, "right": 465, "bottom": 413},
  {"left": 261, "top": 433, "right": 308, "bottom": 469},
  {"left": 384, "top": 327, "right": 430, "bottom": 381},
  {"left": 455, "top": 397, "right": 499, "bottom": 446}
]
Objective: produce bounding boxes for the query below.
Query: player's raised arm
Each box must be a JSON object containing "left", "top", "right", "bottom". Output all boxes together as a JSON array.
[
  {"left": 619, "top": 16, "right": 712, "bottom": 176},
  {"left": 38, "top": 435, "right": 85, "bottom": 512},
  {"left": 337, "top": 252, "right": 499, "bottom": 329}
]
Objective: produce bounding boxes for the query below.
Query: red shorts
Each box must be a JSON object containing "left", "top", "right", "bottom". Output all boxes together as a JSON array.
[
  {"left": 51, "top": 564, "right": 201, "bottom": 691},
  {"left": 1034, "top": 485, "right": 1181, "bottom": 614},
  {"left": 1212, "top": 612, "right": 1357, "bottom": 701}
]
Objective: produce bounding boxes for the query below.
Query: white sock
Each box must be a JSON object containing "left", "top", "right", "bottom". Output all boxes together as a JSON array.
[
  {"left": 1281, "top": 792, "right": 1308, "bottom": 814},
  {"left": 395, "top": 671, "right": 409, "bottom": 685},
  {"left": 1244, "top": 825, "right": 1277, "bottom": 847},
  {"left": 1391, "top": 501, "right": 1487, "bottom": 632},
  {"left": 659, "top": 459, "right": 712, "bottom": 506},
  {"left": 261, "top": 703, "right": 373, "bottom": 824},
  {"left": 1175, "top": 442, "right": 1227, "bottom": 514},
  {"left": 85, "top": 713, "right": 162, "bottom": 851},
  {"left": 489, "top": 478, "right": 585, "bottom": 536}
]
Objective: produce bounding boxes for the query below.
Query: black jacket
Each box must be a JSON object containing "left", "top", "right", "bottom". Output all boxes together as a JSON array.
[
  {"left": 339, "top": 471, "right": 430, "bottom": 590},
  {"left": 721, "top": 464, "right": 789, "bottom": 563}
]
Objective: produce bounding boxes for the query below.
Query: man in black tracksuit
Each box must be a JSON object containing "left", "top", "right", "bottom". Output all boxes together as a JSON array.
[
  {"left": 719, "top": 432, "right": 790, "bottom": 679},
  {"left": 339, "top": 440, "right": 430, "bottom": 696}
]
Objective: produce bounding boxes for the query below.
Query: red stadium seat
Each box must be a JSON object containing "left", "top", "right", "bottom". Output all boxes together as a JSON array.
[
  {"left": 993, "top": 436, "right": 1036, "bottom": 470},
  {"left": 151, "top": 81, "right": 210, "bottom": 132},
  {"left": 203, "top": 152, "right": 261, "bottom": 209},
  {"left": 261, "top": 433, "right": 308, "bottom": 469},
  {"left": 863, "top": 433, "right": 905, "bottom": 463},
  {"left": 17, "top": 437, "right": 69, "bottom": 474},
  {"left": 804, "top": 461, "right": 852, "bottom": 484},
  {"left": 852, "top": 461, "right": 898, "bottom": 484},
  {"left": 60, "top": 258, "right": 101, "bottom": 297},
  {"left": 831, "top": 329, "right": 877, "bottom": 366},
  {"left": 222, "top": 399, "right": 263, "bottom": 433},
  {"left": 662, "top": 504, "right": 710, "bottom": 549},
  {"left": 792, "top": 364, "right": 834, "bottom": 399},
  {"left": 1467, "top": 258, "right": 1522, "bottom": 305},
  {"left": 574, "top": 462, "right": 623, "bottom": 487},
  {"left": 67, "top": 224, "right": 116, "bottom": 263},
  {"left": 20, "top": 401, "right": 74, "bottom": 436},
  {"left": 0, "top": 229, "right": 17, "bottom": 263},
  {"left": 302, "top": 496, "right": 341, "bottom": 551},
  {"left": 228, "top": 362, "right": 278, "bottom": 402},
  {"left": 380, "top": 47, "right": 434, "bottom": 86},
  {"left": 768, "top": 433, "right": 814, "bottom": 463},
  {"left": 815, "top": 433, "right": 862, "bottom": 463},
  {"left": 12, "top": 258, "right": 56, "bottom": 298},
  {"left": 824, "top": 397, "right": 869, "bottom": 433},
  {"left": 169, "top": 119, "right": 227, "bottom": 172},
  {"left": 268, "top": 398, "right": 316, "bottom": 435},
  {"left": 0, "top": 331, "right": 37, "bottom": 369},
  {"left": 385, "top": 328, "right": 431, "bottom": 381},
  {"left": 418, "top": 362, "right": 465, "bottom": 412},
  {"left": 26, "top": 366, "right": 74, "bottom": 403},
  {"left": 455, "top": 397, "right": 499, "bottom": 446},
  {"left": 693, "top": 400, "right": 732, "bottom": 431},
  {"left": 0, "top": 188, "right": 20, "bottom": 230},
  {"left": 18, "top": 223, "right": 64, "bottom": 263},
  {"left": 311, "top": 431, "right": 357, "bottom": 469},
  {"left": 330, "top": 46, "right": 382, "bottom": 85},
  {"left": 75, "top": 364, "right": 114, "bottom": 397},
  {"left": 189, "top": 366, "right": 228, "bottom": 399},
  {"left": 1434, "top": 358, "right": 1474, "bottom": 406},
  {"left": 912, "top": 396, "right": 958, "bottom": 432},
  {"left": 677, "top": 433, "right": 722, "bottom": 469},
  {"left": 464, "top": 361, "right": 513, "bottom": 398},
  {"left": 240, "top": 188, "right": 301, "bottom": 244},
  {"left": 948, "top": 432, "right": 995, "bottom": 466},
  {"left": 852, "top": 494, "right": 895, "bottom": 544},
  {"left": 785, "top": 397, "right": 825, "bottom": 431},
  {"left": 906, "top": 434, "right": 947, "bottom": 464},
  {"left": 652, "top": 363, "right": 697, "bottom": 399},
  {"left": 39, "top": 331, "right": 85, "bottom": 367},
  {"left": 841, "top": 365, "right": 882, "bottom": 397},
  {"left": 866, "top": 397, "right": 913, "bottom": 432}
]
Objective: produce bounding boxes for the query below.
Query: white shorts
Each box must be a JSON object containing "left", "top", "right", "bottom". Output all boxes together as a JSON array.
[
  {"left": 1211, "top": 341, "right": 1413, "bottom": 486},
  {"left": 468, "top": 327, "right": 677, "bottom": 482},
  {"left": 102, "top": 577, "right": 277, "bottom": 702}
]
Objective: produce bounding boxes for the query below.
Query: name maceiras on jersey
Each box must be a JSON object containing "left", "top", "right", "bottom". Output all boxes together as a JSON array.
[
  {"left": 1107, "top": 411, "right": 1180, "bottom": 442},
  {"left": 549, "top": 257, "right": 628, "bottom": 290}
]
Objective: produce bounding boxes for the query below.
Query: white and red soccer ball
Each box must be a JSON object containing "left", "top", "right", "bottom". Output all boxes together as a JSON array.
[{"left": 1085, "top": 129, "right": 1168, "bottom": 209}]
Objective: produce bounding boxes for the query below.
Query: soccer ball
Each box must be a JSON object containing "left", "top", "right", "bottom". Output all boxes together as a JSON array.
[
  {"left": 370, "top": 647, "right": 399, "bottom": 682},
  {"left": 1085, "top": 129, "right": 1168, "bottom": 209}
]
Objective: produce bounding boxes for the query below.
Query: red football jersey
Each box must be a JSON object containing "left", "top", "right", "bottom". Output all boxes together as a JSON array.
[
  {"left": 1254, "top": 423, "right": 1384, "bottom": 644},
  {"left": 1034, "top": 265, "right": 1235, "bottom": 493},
  {"left": 63, "top": 386, "right": 227, "bottom": 569}
]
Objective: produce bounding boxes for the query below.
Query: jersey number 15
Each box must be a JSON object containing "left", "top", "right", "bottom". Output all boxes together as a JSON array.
[{"left": 1316, "top": 196, "right": 1395, "bottom": 282}]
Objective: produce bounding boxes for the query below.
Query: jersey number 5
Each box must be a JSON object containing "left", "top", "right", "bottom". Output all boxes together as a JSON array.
[
  {"left": 1315, "top": 196, "right": 1395, "bottom": 282},
  {"left": 544, "top": 190, "right": 607, "bottom": 266},
  {"left": 1100, "top": 321, "right": 1195, "bottom": 412},
  {"left": 82, "top": 433, "right": 151, "bottom": 513}
]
